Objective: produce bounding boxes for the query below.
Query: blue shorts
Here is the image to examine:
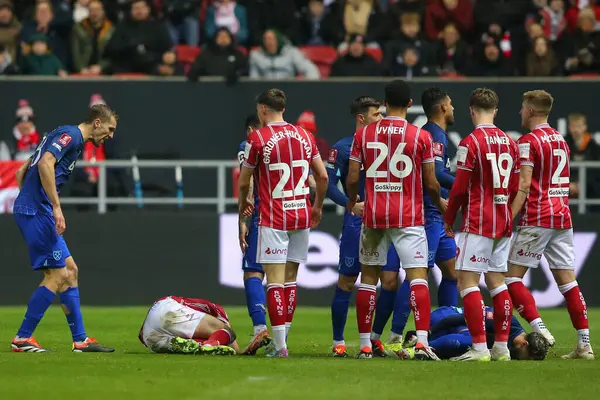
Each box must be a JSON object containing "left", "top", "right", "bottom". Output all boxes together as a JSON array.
[
  {"left": 242, "top": 220, "right": 264, "bottom": 274},
  {"left": 338, "top": 219, "right": 400, "bottom": 277},
  {"left": 430, "top": 306, "right": 465, "bottom": 339},
  {"left": 426, "top": 218, "right": 456, "bottom": 268},
  {"left": 14, "top": 212, "right": 71, "bottom": 270}
]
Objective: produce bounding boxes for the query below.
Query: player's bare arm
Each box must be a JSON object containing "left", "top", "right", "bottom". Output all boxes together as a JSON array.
[
  {"left": 510, "top": 165, "right": 533, "bottom": 218},
  {"left": 238, "top": 165, "right": 254, "bottom": 217},
  {"left": 345, "top": 159, "right": 361, "bottom": 213},
  {"left": 443, "top": 167, "right": 473, "bottom": 238},
  {"left": 238, "top": 176, "right": 254, "bottom": 252},
  {"left": 15, "top": 158, "right": 32, "bottom": 189},
  {"left": 38, "top": 152, "right": 66, "bottom": 235},
  {"left": 310, "top": 156, "right": 328, "bottom": 228},
  {"left": 423, "top": 162, "right": 445, "bottom": 213}
]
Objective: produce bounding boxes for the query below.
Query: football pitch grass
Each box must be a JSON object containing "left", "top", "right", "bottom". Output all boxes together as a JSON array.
[{"left": 0, "top": 306, "right": 598, "bottom": 400}]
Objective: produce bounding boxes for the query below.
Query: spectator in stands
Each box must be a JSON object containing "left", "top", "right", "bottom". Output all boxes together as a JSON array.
[
  {"left": 566, "top": 0, "right": 600, "bottom": 33},
  {"left": 540, "top": 0, "right": 568, "bottom": 41},
  {"left": 204, "top": 0, "right": 248, "bottom": 46},
  {"left": 163, "top": 0, "right": 200, "bottom": 46},
  {"left": 73, "top": 0, "right": 90, "bottom": 23},
  {"left": 12, "top": 99, "right": 40, "bottom": 161},
  {"left": 247, "top": 0, "right": 301, "bottom": 46},
  {"left": 389, "top": 0, "right": 426, "bottom": 19},
  {"left": 565, "top": 7, "right": 600, "bottom": 74},
  {"left": 20, "top": 0, "right": 73, "bottom": 69},
  {"left": 106, "top": 0, "right": 173, "bottom": 74},
  {"left": 525, "top": 35, "right": 561, "bottom": 76},
  {"left": 296, "top": 110, "right": 330, "bottom": 157},
  {"left": 0, "top": 0, "right": 21, "bottom": 61},
  {"left": 384, "top": 12, "right": 433, "bottom": 75},
  {"left": 154, "top": 48, "right": 185, "bottom": 76},
  {"left": 187, "top": 27, "right": 247, "bottom": 81},
  {"left": 435, "top": 22, "right": 469, "bottom": 76},
  {"left": 330, "top": 34, "right": 381, "bottom": 76},
  {"left": 473, "top": 0, "right": 532, "bottom": 41},
  {"left": 71, "top": 0, "right": 114, "bottom": 75},
  {"left": 388, "top": 44, "right": 435, "bottom": 78},
  {"left": 249, "top": 29, "right": 319, "bottom": 79},
  {"left": 424, "top": 0, "right": 473, "bottom": 42},
  {"left": 321, "top": 0, "right": 388, "bottom": 49},
  {"left": 20, "top": 33, "right": 68, "bottom": 76},
  {"left": 468, "top": 39, "right": 513, "bottom": 77},
  {"left": 299, "top": 0, "right": 328, "bottom": 45},
  {"left": 565, "top": 112, "right": 600, "bottom": 205},
  {"left": 0, "top": 44, "right": 18, "bottom": 74}
]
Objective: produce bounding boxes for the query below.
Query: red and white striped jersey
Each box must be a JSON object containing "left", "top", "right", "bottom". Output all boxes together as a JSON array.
[
  {"left": 455, "top": 124, "right": 520, "bottom": 238},
  {"left": 243, "top": 121, "right": 320, "bottom": 231},
  {"left": 349, "top": 116, "right": 434, "bottom": 228},
  {"left": 517, "top": 123, "right": 572, "bottom": 229}
]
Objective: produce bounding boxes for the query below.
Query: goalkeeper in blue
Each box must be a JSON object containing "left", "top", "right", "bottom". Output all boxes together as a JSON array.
[
  {"left": 397, "top": 306, "right": 551, "bottom": 361},
  {"left": 11, "top": 105, "right": 116, "bottom": 353}
]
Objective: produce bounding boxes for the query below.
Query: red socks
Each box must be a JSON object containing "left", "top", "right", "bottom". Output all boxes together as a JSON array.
[
  {"left": 461, "top": 287, "right": 487, "bottom": 344},
  {"left": 207, "top": 329, "right": 232, "bottom": 346},
  {"left": 409, "top": 279, "right": 431, "bottom": 333},
  {"left": 267, "top": 284, "right": 286, "bottom": 328},
  {"left": 490, "top": 284, "right": 512, "bottom": 343},
  {"left": 285, "top": 282, "right": 297, "bottom": 325},
  {"left": 559, "top": 282, "right": 589, "bottom": 331},
  {"left": 506, "top": 278, "right": 540, "bottom": 322},
  {"left": 356, "top": 284, "right": 377, "bottom": 334}
]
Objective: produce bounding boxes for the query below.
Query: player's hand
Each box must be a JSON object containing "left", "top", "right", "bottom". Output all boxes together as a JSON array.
[
  {"left": 89, "top": 65, "right": 102, "bottom": 75},
  {"left": 311, "top": 206, "right": 323, "bottom": 228},
  {"left": 238, "top": 222, "right": 249, "bottom": 253},
  {"left": 346, "top": 195, "right": 359, "bottom": 215},
  {"left": 569, "top": 182, "right": 579, "bottom": 198},
  {"left": 444, "top": 222, "right": 454, "bottom": 238},
  {"left": 351, "top": 201, "right": 365, "bottom": 218},
  {"left": 438, "top": 198, "right": 448, "bottom": 214},
  {"left": 53, "top": 205, "right": 66, "bottom": 235},
  {"left": 239, "top": 197, "right": 254, "bottom": 217}
]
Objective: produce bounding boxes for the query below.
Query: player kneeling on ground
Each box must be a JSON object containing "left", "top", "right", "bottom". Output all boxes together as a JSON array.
[
  {"left": 139, "top": 296, "right": 270, "bottom": 355},
  {"left": 396, "top": 306, "right": 550, "bottom": 361}
]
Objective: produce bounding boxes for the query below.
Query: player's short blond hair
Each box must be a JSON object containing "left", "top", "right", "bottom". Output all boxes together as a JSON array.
[
  {"left": 469, "top": 88, "right": 499, "bottom": 112},
  {"left": 86, "top": 104, "right": 118, "bottom": 123},
  {"left": 568, "top": 112, "right": 587, "bottom": 124},
  {"left": 522, "top": 90, "right": 554, "bottom": 116}
]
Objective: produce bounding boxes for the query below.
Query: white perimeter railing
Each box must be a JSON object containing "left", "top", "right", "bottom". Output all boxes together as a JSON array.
[{"left": 61, "top": 160, "right": 600, "bottom": 215}]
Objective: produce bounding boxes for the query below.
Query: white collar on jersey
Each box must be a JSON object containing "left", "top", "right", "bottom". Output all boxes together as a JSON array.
[
  {"left": 384, "top": 116, "right": 406, "bottom": 121},
  {"left": 475, "top": 123, "right": 496, "bottom": 128},
  {"left": 267, "top": 121, "right": 288, "bottom": 126},
  {"left": 534, "top": 123, "right": 551, "bottom": 129}
]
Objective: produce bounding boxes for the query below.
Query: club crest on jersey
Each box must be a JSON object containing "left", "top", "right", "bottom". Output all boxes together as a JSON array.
[
  {"left": 58, "top": 134, "right": 72, "bottom": 147},
  {"left": 53, "top": 250, "right": 62, "bottom": 261},
  {"left": 432, "top": 142, "right": 444, "bottom": 157},
  {"left": 328, "top": 149, "right": 338, "bottom": 163}
]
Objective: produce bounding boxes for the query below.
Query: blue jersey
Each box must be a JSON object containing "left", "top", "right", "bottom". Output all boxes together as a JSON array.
[
  {"left": 422, "top": 122, "right": 453, "bottom": 221},
  {"left": 238, "top": 140, "right": 262, "bottom": 273},
  {"left": 14, "top": 126, "right": 84, "bottom": 215}
]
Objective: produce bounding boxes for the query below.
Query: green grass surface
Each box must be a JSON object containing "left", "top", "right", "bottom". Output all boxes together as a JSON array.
[{"left": 0, "top": 306, "right": 597, "bottom": 400}]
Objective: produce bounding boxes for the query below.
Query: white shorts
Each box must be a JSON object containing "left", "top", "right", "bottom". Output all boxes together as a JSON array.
[
  {"left": 141, "top": 297, "right": 206, "bottom": 353},
  {"left": 455, "top": 232, "right": 510, "bottom": 273},
  {"left": 509, "top": 226, "right": 574, "bottom": 270},
  {"left": 257, "top": 227, "right": 309, "bottom": 264},
  {"left": 359, "top": 225, "right": 428, "bottom": 269}
]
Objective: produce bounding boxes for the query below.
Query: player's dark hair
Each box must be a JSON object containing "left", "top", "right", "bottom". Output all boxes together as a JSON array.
[
  {"left": 85, "top": 104, "right": 118, "bottom": 123},
  {"left": 469, "top": 88, "right": 499, "bottom": 111},
  {"left": 256, "top": 88, "right": 286, "bottom": 112},
  {"left": 245, "top": 113, "right": 261, "bottom": 130},
  {"left": 525, "top": 332, "right": 550, "bottom": 360},
  {"left": 384, "top": 80, "right": 411, "bottom": 108},
  {"left": 350, "top": 96, "right": 381, "bottom": 116},
  {"left": 421, "top": 87, "right": 449, "bottom": 118}
]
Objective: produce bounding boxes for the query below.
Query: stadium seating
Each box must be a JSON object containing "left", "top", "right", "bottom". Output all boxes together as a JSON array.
[
  {"left": 299, "top": 46, "right": 338, "bottom": 78},
  {"left": 176, "top": 45, "right": 202, "bottom": 65}
]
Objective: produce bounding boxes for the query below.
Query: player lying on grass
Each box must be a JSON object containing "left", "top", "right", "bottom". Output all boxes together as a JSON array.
[
  {"left": 396, "top": 306, "right": 551, "bottom": 360},
  {"left": 139, "top": 296, "right": 271, "bottom": 355}
]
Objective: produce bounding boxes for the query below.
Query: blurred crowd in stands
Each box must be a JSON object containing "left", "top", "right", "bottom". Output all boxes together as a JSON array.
[{"left": 2, "top": 0, "right": 600, "bottom": 79}]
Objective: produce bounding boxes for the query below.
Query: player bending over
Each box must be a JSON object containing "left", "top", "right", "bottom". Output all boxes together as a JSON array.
[
  {"left": 506, "top": 90, "right": 593, "bottom": 360},
  {"left": 326, "top": 96, "right": 403, "bottom": 357},
  {"left": 346, "top": 80, "right": 445, "bottom": 360},
  {"left": 138, "top": 296, "right": 269, "bottom": 355},
  {"left": 385, "top": 87, "right": 459, "bottom": 350},
  {"left": 444, "top": 88, "right": 520, "bottom": 361},
  {"left": 12, "top": 105, "right": 116, "bottom": 353},
  {"left": 399, "top": 306, "right": 550, "bottom": 360},
  {"left": 238, "top": 89, "right": 328, "bottom": 358}
]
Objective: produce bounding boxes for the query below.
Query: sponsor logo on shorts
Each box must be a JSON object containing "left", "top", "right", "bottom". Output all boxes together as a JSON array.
[
  {"left": 493, "top": 195, "right": 508, "bottom": 204},
  {"left": 360, "top": 248, "right": 380, "bottom": 257},
  {"left": 428, "top": 251, "right": 435, "bottom": 262},
  {"left": 469, "top": 254, "right": 489, "bottom": 264},
  {"left": 265, "top": 247, "right": 287, "bottom": 255},
  {"left": 374, "top": 182, "right": 402, "bottom": 192},
  {"left": 53, "top": 250, "right": 62, "bottom": 261},
  {"left": 52, "top": 143, "right": 62, "bottom": 151},
  {"left": 283, "top": 199, "right": 307, "bottom": 210},
  {"left": 328, "top": 149, "right": 338, "bottom": 163},
  {"left": 58, "top": 134, "right": 72, "bottom": 147},
  {"left": 548, "top": 187, "right": 569, "bottom": 197},
  {"left": 516, "top": 248, "right": 542, "bottom": 260},
  {"left": 345, "top": 257, "right": 355, "bottom": 267},
  {"left": 415, "top": 251, "right": 425, "bottom": 259}
]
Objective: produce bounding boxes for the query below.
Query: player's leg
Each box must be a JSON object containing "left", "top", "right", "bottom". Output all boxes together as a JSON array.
[
  {"left": 389, "top": 278, "right": 411, "bottom": 344},
  {"left": 284, "top": 261, "right": 299, "bottom": 339},
  {"left": 429, "top": 331, "right": 473, "bottom": 360},
  {"left": 505, "top": 227, "right": 555, "bottom": 345},
  {"left": 486, "top": 237, "right": 513, "bottom": 361},
  {"left": 450, "top": 232, "right": 491, "bottom": 361},
  {"left": 12, "top": 213, "right": 70, "bottom": 352},
  {"left": 356, "top": 226, "right": 387, "bottom": 358},
  {"left": 544, "top": 229, "right": 593, "bottom": 359},
  {"left": 242, "top": 223, "right": 268, "bottom": 337},
  {"left": 435, "top": 231, "right": 459, "bottom": 307},
  {"left": 370, "top": 246, "right": 399, "bottom": 356},
  {"left": 393, "top": 226, "right": 438, "bottom": 360}
]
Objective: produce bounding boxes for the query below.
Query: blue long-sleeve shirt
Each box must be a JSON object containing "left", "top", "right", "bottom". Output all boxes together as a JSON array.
[{"left": 422, "top": 122, "right": 454, "bottom": 221}]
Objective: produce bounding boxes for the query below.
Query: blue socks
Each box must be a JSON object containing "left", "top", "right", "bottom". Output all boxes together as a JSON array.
[
  {"left": 391, "top": 279, "right": 412, "bottom": 336},
  {"left": 438, "top": 278, "right": 459, "bottom": 307},
  {"left": 372, "top": 288, "right": 396, "bottom": 336},
  {"left": 17, "top": 286, "right": 56, "bottom": 338},
  {"left": 60, "top": 287, "right": 87, "bottom": 342},
  {"left": 244, "top": 277, "right": 267, "bottom": 328},
  {"left": 430, "top": 333, "right": 472, "bottom": 359},
  {"left": 331, "top": 286, "right": 352, "bottom": 342}
]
